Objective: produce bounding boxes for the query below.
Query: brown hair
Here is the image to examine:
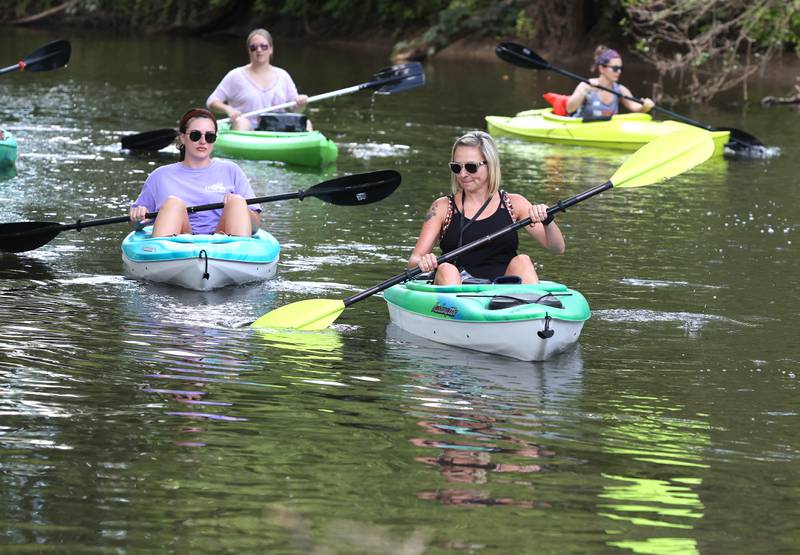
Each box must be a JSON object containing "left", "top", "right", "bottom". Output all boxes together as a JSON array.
[{"left": 177, "top": 108, "right": 217, "bottom": 161}]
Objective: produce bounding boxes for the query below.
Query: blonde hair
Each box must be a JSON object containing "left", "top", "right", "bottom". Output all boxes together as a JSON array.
[
  {"left": 247, "top": 28, "right": 273, "bottom": 50},
  {"left": 450, "top": 131, "right": 501, "bottom": 196}
]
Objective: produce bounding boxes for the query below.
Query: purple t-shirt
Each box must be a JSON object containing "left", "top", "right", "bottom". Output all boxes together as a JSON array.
[
  {"left": 131, "top": 159, "right": 260, "bottom": 235},
  {"left": 207, "top": 66, "right": 299, "bottom": 126}
]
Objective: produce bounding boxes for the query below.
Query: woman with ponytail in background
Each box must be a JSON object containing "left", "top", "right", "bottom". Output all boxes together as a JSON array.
[
  {"left": 565, "top": 45, "right": 655, "bottom": 118},
  {"left": 129, "top": 108, "right": 261, "bottom": 237}
]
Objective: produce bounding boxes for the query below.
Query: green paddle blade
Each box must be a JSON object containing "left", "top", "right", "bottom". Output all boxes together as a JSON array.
[
  {"left": 611, "top": 129, "right": 714, "bottom": 189},
  {"left": 250, "top": 299, "right": 346, "bottom": 331}
]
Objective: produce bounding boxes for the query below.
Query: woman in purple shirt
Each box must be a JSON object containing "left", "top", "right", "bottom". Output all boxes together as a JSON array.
[
  {"left": 129, "top": 108, "right": 261, "bottom": 237},
  {"left": 207, "top": 28, "right": 309, "bottom": 131},
  {"left": 565, "top": 45, "right": 655, "bottom": 118}
]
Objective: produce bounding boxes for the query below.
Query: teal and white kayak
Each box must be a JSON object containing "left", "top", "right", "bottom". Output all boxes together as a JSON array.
[
  {"left": 0, "top": 129, "right": 17, "bottom": 165},
  {"left": 121, "top": 226, "right": 280, "bottom": 291},
  {"left": 383, "top": 280, "right": 591, "bottom": 361},
  {"left": 213, "top": 122, "right": 338, "bottom": 167}
]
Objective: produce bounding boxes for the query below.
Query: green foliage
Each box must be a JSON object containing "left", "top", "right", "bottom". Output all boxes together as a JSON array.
[
  {"left": 514, "top": 10, "right": 535, "bottom": 41},
  {"left": 619, "top": 0, "right": 800, "bottom": 102}
]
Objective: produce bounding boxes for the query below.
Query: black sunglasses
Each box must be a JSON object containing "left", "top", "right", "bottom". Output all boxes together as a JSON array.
[
  {"left": 449, "top": 160, "right": 487, "bottom": 174},
  {"left": 188, "top": 130, "right": 217, "bottom": 143},
  {"left": 249, "top": 43, "right": 270, "bottom": 52},
  {"left": 602, "top": 64, "right": 623, "bottom": 72}
]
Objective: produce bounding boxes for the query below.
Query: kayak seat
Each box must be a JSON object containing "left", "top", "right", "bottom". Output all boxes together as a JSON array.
[
  {"left": 492, "top": 275, "right": 522, "bottom": 284},
  {"left": 257, "top": 113, "right": 308, "bottom": 132},
  {"left": 487, "top": 293, "right": 564, "bottom": 311},
  {"left": 582, "top": 113, "right": 613, "bottom": 123}
]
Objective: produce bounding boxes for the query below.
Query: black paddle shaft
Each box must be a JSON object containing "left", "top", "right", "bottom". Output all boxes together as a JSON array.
[{"left": 342, "top": 181, "right": 613, "bottom": 307}]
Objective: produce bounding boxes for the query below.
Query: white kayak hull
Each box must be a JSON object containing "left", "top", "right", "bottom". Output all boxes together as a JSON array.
[{"left": 386, "top": 303, "right": 585, "bottom": 361}]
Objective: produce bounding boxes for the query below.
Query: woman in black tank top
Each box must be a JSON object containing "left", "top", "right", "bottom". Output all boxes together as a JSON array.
[{"left": 407, "top": 131, "right": 566, "bottom": 285}]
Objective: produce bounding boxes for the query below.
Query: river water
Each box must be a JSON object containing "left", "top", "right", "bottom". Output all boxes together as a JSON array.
[{"left": 1, "top": 29, "right": 798, "bottom": 553}]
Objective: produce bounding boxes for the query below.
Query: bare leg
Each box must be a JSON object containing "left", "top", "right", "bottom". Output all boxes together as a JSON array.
[
  {"left": 232, "top": 115, "right": 252, "bottom": 131},
  {"left": 506, "top": 254, "right": 538, "bottom": 284},
  {"left": 433, "top": 262, "right": 462, "bottom": 285},
  {"left": 151, "top": 196, "right": 191, "bottom": 237},
  {"left": 215, "top": 196, "right": 254, "bottom": 236}
]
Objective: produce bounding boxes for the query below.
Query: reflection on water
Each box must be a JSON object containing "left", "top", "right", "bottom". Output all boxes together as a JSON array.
[
  {"left": 597, "top": 394, "right": 710, "bottom": 554},
  {"left": 0, "top": 163, "right": 16, "bottom": 181},
  {"left": 387, "top": 323, "right": 583, "bottom": 508}
]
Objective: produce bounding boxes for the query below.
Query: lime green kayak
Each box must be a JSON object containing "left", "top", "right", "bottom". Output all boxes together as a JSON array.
[
  {"left": 213, "top": 122, "right": 338, "bottom": 167},
  {"left": 0, "top": 129, "right": 17, "bottom": 165},
  {"left": 486, "top": 108, "right": 729, "bottom": 155},
  {"left": 384, "top": 280, "right": 591, "bottom": 361}
]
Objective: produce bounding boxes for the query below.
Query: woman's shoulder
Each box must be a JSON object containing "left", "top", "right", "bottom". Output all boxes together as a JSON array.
[
  {"left": 221, "top": 65, "right": 248, "bottom": 80},
  {"left": 504, "top": 192, "right": 529, "bottom": 203},
  {"left": 432, "top": 195, "right": 452, "bottom": 207},
  {"left": 425, "top": 196, "right": 451, "bottom": 219},
  {"left": 210, "top": 158, "right": 245, "bottom": 172},
  {"left": 148, "top": 162, "right": 182, "bottom": 177}
]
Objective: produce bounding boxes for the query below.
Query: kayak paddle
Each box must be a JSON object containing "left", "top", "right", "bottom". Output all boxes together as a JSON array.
[
  {"left": 495, "top": 42, "right": 764, "bottom": 154},
  {"left": 121, "top": 62, "right": 426, "bottom": 151},
  {"left": 250, "top": 128, "right": 715, "bottom": 331},
  {"left": 0, "top": 169, "right": 400, "bottom": 254},
  {"left": 0, "top": 40, "right": 71, "bottom": 76}
]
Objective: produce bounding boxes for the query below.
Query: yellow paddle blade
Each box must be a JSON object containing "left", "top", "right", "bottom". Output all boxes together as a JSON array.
[
  {"left": 250, "top": 298, "right": 346, "bottom": 331},
  {"left": 611, "top": 129, "right": 715, "bottom": 189}
]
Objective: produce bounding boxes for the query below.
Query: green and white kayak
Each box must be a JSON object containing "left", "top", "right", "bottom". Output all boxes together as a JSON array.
[
  {"left": 383, "top": 280, "right": 591, "bottom": 361},
  {"left": 213, "top": 122, "right": 338, "bottom": 167},
  {"left": 486, "top": 108, "right": 729, "bottom": 155},
  {"left": 0, "top": 129, "right": 17, "bottom": 165}
]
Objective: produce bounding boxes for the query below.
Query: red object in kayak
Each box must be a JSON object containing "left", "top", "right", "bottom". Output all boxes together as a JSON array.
[{"left": 543, "top": 92, "right": 569, "bottom": 116}]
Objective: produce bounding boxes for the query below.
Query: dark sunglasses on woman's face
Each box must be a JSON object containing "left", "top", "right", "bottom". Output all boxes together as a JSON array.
[
  {"left": 188, "top": 130, "right": 217, "bottom": 143},
  {"left": 448, "top": 160, "right": 487, "bottom": 174},
  {"left": 602, "top": 64, "right": 623, "bottom": 72},
  {"left": 249, "top": 43, "right": 270, "bottom": 52}
]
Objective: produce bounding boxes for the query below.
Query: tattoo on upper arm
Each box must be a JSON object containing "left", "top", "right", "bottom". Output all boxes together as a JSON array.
[{"left": 424, "top": 203, "right": 437, "bottom": 222}]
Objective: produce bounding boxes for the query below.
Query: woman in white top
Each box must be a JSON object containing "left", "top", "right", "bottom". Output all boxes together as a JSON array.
[{"left": 207, "top": 28, "right": 310, "bottom": 131}]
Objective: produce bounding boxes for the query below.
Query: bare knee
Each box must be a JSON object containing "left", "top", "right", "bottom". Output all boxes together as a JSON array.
[
  {"left": 434, "top": 262, "right": 462, "bottom": 285},
  {"left": 152, "top": 196, "right": 190, "bottom": 237},
  {"left": 161, "top": 196, "right": 187, "bottom": 210},
  {"left": 507, "top": 254, "right": 539, "bottom": 284}
]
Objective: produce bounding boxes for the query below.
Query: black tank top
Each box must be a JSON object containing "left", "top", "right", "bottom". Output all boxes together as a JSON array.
[{"left": 439, "top": 191, "right": 518, "bottom": 279}]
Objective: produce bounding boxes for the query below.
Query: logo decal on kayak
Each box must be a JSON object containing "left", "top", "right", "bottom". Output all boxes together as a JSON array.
[
  {"left": 432, "top": 304, "right": 457, "bottom": 318},
  {"left": 356, "top": 192, "right": 367, "bottom": 202},
  {"left": 205, "top": 182, "right": 228, "bottom": 193}
]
